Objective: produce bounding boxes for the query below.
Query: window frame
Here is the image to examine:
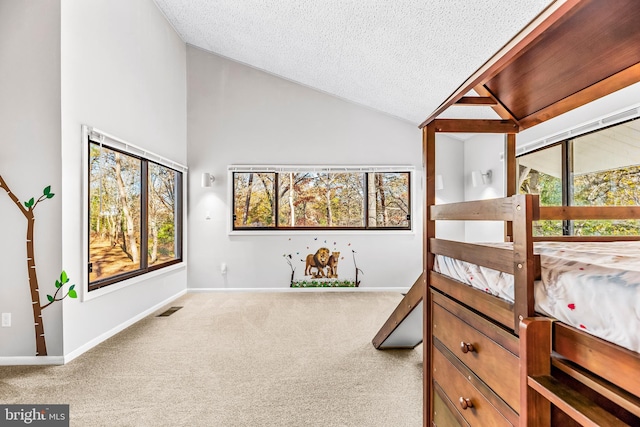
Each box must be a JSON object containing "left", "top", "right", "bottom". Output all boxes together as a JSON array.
[
  {"left": 228, "top": 165, "right": 414, "bottom": 233},
  {"left": 517, "top": 117, "right": 640, "bottom": 236},
  {"left": 82, "top": 126, "right": 187, "bottom": 298}
]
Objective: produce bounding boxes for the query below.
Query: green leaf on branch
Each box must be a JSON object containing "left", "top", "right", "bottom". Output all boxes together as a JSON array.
[
  {"left": 24, "top": 198, "right": 34, "bottom": 208},
  {"left": 55, "top": 280, "right": 61, "bottom": 288},
  {"left": 46, "top": 193, "right": 55, "bottom": 199},
  {"left": 47, "top": 295, "right": 54, "bottom": 302},
  {"left": 68, "top": 290, "right": 77, "bottom": 299},
  {"left": 69, "top": 284, "right": 75, "bottom": 291},
  {"left": 60, "top": 270, "right": 68, "bottom": 284},
  {"left": 43, "top": 186, "right": 51, "bottom": 196}
]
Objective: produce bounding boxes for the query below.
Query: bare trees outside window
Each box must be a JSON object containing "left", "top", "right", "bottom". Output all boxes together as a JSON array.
[
  {"left": 232, "top": 169, "right": 410, "bottom": 230},
  {"left": 89, "top": 142, "right": 182, "bottom": 290}
]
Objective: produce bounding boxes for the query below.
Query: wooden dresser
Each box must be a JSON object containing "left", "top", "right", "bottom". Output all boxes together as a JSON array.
[{"left": 431, "top": 290, "right": 520, "bottom": 427}]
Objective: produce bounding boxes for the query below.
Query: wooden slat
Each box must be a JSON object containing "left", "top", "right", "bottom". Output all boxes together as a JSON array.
[
  {"left": 430, "top": 197, "right": 515, "bottom": 221},
  {"left": 554, "top": 322, "right": 640, "bottom": 398},
  {"left": 431, "top": 238, "right": 515, "bottom": 274},
  {"left": 430, "top": 272, "right": 513, "bottom": 330},
  {"left": 533, "top": 235, "right": 640, "bottom": 242},
  {"left": 455, "top": 96, "right": 498, "bottom": 105},
  {"left": 539, "top": 205, "right": 640, "bottom": 220},
  {"left": 552, "top": 357, "right": 640, "bottom": 418},
  {"left": 528, "top": 375, "right": 629, "bottom": 427},
  {"left": 371, "top": 273, "right": 424, "bottom": 349},
  {"left": 432, "top": 119, "right": 519, "bottom": 134},
  {"left": 520, "top": 317, "right": 553, "bottom": 427}
]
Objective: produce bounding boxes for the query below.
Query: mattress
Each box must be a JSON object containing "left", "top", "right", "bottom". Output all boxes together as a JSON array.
[{"left": 434, "top": 241, "right": 640, "bottom": 354}]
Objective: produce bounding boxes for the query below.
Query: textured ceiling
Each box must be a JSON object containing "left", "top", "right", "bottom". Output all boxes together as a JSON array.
[{"left": 154, "top": 0, "right": 552, "bottom": 125}]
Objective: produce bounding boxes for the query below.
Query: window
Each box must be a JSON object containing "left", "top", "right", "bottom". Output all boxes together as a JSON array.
[
  {"left": 232, "top": 167, "right": 411, "bottom": 230},
  {"left": 517, "top": 143, "right": 563, "bottom": 236},
  {"left": 517, "top": 118, "right": 640, "bottom": 236},
  {"left": 88, "top": 135, "right": 183, "bottom": 291}
]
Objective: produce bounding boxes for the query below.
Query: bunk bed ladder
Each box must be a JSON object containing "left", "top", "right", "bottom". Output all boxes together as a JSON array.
[{"left": 520, "top": 318, "right": 631, "bottom": 427}]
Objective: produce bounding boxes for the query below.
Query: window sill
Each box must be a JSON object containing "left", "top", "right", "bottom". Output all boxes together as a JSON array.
[
  {"left": 228, "top": 229, "right": 415, "bottom": 236},
  {"left": 81, "top": 262, "right": 186, "bottom": 302}
]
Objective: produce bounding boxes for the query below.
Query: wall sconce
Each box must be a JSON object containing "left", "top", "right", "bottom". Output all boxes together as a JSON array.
[
  {"left": 201, "top": 172, "right": 216, "bottom": 187},
  {"left": 471, "top": 170, "right": 492, "bottom": 187},
  {"left": 435, "top": 174, "right": 444, "bottom": 191}
]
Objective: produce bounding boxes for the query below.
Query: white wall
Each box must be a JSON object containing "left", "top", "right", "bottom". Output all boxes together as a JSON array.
[
  {"left": 60, "top": 0, "right": 187, "bottom": 357},
  {"left": 187, "top": 47, "right": 424, "bottom": 289},
  {"left": 0, "top": 0, "right": 62, "bottom": 358},
  {"left": 435, "top": 135, "right": 465, "bottom": 241},
  {"left": 464, "top": 134, "right": 505, "bottom": 242}
]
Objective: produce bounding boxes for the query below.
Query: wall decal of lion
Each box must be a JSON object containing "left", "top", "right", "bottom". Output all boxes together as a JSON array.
[
  {"left": 327, "top": 251, "right": 340, "bottom": 278},
  {"left": 304, "top": 247, "right": 331, "bottom": 278}
]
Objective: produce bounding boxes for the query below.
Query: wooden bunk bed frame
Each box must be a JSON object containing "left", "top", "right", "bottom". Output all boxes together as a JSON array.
[{"left": 375, "top": 1, "right": 640, "bottom": 426}]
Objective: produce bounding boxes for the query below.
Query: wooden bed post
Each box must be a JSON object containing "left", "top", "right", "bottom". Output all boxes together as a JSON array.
[
  {"left": 519, "top": 317, "right": 553, "bottom": 427},
  {"left": 512, "top": 194, "right": 538, "bottom": 333},
  {"left": 423, "top": 123, "right": 436, "bottom": 427},
  {"left": 505, "top": 133, "right": 516, "bottom": 242}
]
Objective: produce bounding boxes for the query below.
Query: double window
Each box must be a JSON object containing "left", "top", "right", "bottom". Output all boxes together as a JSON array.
[
  {"left": 231, "top": 167, "right": 412, "bottom": 230},
  {"left": 87, "top": 134, "right": 183, "bottom": 291},
  {"left": 517, "top": 117, "right": 640, "bottom": 236}
]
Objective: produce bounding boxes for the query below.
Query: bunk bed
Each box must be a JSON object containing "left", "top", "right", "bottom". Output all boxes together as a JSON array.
[{"left": 374, "top": 1, "right": 640, "bottom": 426}]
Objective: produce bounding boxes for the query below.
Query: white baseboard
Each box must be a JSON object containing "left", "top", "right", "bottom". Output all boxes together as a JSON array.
[
  {"left": 188, "top": 287, "right": 410, "bottom": 293},
  {"left": 0, "top": 356, "right": 65, "bottom": 366},
  {"left": 63, "top": 288, "right": 187, "bottom": 365}
]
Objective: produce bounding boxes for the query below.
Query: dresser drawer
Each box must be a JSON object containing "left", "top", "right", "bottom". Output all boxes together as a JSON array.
[
  {"left": 433, "top": 346, "right": 514, "bottom": 427},
  {"left": 434, "top": 384, "right": 468, "bottom": 427},
  {"left": 433, "top": 300, "right": 520, "bottom": 413}
]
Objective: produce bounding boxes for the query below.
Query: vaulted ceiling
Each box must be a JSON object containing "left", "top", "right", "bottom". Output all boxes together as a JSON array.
[{"left": 153, "top": 0, "right": 552, "bottom": 126}]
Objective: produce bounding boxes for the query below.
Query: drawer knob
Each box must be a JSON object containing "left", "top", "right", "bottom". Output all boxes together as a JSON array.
[
  {"left": 459, "top": 397, "right": 473, "bottom": 410},
  {"left": 460, "top": 342, "right": 475, "bottom": 353}
]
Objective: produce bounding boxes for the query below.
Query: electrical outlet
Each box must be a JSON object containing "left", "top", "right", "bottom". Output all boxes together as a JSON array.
[{"left": 1, "top": 313, "right": 11, "bottom": 327}]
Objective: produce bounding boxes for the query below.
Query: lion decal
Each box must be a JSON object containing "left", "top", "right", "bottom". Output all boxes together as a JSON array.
[
  {"left": 327, "top": 252, "right": 340, "bottom": 278},
  {"left": 305, "top": 247, "right": 331, "bottom": 278}
]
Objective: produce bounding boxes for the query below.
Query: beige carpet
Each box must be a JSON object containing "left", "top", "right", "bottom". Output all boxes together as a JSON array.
[{"left": 0, "top": 292, "right": 422, "bottom": 426}]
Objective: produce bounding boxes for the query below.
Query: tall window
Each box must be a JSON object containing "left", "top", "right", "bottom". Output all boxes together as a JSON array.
[
  {"left": 517, "top": 118, "right": 640, "bottom": 236},
  {"left": 89, "top": 141, "right": 183, "bottom": 290},
  {"left": 232, "top": 168, "right": 411, "bottom": 230}
]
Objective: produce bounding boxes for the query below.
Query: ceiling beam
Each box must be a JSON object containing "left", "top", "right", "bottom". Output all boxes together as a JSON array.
[
  {"left": 432, "top": 119, "right": 519, "bottom": 133},
  {"left": 455, "top": 96, "right": 498, "bottom": 106},
  {"left": 473, "top": 84, "right": 519, "bottom": 124}
]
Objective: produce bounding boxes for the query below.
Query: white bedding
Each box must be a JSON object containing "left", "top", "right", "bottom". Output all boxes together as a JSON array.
[{"left": 434, "top": 241, "right": 640, "bottom": 353}]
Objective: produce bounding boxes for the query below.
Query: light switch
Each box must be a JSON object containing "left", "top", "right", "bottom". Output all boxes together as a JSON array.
[{"left": 1, "top": 313, "right": 11, "bottom": 327}]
